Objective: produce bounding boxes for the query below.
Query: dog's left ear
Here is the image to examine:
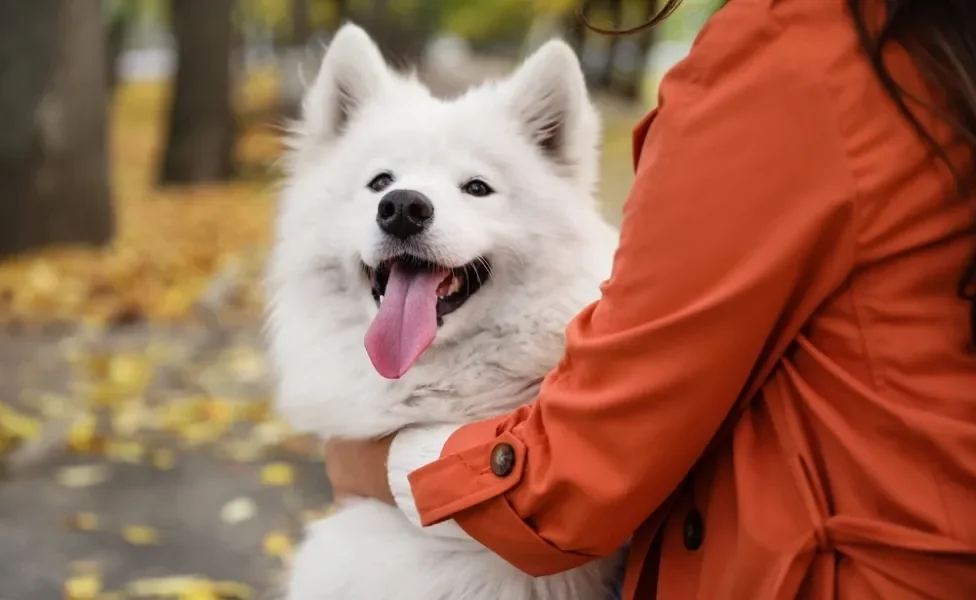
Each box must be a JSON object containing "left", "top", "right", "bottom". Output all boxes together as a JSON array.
[
  {"left": 301, "top": 24, "right": 391, "bottom": 144},
  {"left": 503, "top": 40, "right": 600, "bottom": 188}
]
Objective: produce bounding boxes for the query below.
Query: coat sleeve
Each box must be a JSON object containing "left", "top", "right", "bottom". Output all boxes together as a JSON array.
[
  {"left": 392, "top": 9, "right": 857, "bottom": 577},
  {"left": 387, "top": 423, "right": 472, "bottom": 541}
]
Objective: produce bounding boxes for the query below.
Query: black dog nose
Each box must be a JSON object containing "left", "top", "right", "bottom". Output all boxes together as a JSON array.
[{"left": 376, "top": 189, "right": 434, "bottom": 239}]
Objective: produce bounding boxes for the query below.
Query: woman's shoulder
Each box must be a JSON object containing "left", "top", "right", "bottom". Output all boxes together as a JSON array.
[
  {"left": 668, "top": 0, "right": 857, "bottom": 90},
  {"left": 667, "top": 0, "right": 958, "bottom": 239},
  {"left": 655, "top": 1, "right": 854, "bottom": 132}
]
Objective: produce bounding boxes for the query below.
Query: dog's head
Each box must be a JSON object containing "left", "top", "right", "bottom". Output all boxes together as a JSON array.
[{"left": 271, "top": 24, "right": 606, "bottom": 380}]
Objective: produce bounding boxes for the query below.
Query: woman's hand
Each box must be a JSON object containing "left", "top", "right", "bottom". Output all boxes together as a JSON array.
[{"left": 324, "top": 435, "right": 397, "bottom": 505}]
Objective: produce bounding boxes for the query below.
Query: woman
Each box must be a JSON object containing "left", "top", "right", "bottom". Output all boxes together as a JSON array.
[{"left": 324, "top": 0, "right": 976, "bottom": 597}]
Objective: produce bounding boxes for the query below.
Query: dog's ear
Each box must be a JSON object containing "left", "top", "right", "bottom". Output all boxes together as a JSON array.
[
  {"left": 302, "top": 24, "right": 390, "bottom": 143},
  {"left": 503, "top": 40, "right": 600, "bottom": 187}
]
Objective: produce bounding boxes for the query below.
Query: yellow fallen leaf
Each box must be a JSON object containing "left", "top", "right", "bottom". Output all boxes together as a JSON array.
[
  {"left": 65, "top": 512, "right": 101, "bottom": 532},
  {"left": 177, "top": 581, "right": 219, "bottom": 600},
  {"left": 86, "top": 382, "right": 119, "bottom": 409},
  {"left": 108, "top": 354, "right": 153, "bottom": 394},
  {"left": 67, "top": 413, "right": 98, "bottom": 453},
  {"left": 144, "top": 339, "right": 177, "bottom": 362},
  {"left": 251, "top": 419, "right": 290, "bottom": 448},
  {"left": 111, "top": 400, "right": 146, "bottom": 436},
  {"left": 64, "top": 574, "right": 101, "bottom": 600},
  {"left": 127, "top": 576, "right": 204, "bottom": 597},
  {"left": 38, "top": 393, "right": 70, "bottom": 419},
  {"left": 220, "top": 497, "right": 257, "bottom": 524},
  {"left": 239, "top": 400, "right": 271, "bottom": 423},
  {"left": 262, "top": 531, "right": 293, "bottom": 557},
  {"left": 260, "top": 462, "right": 294, "bottom": 486},
  {"left": 121, "top": 525, "right": 160, "bottom": 546},
  {"left": 212, "top": 581, "right": 254, "bottom": 600},
  {"left": 180, "top": 422, "right": 226, "bottom": 447},
  {"left": 159, "top": 398, "right": 205, "bottom": 431},
  {"left": 156, "top": 286, "right": 197, "bottom": 319},
  {"left": 203, "top": 399, "right": 236, "bottom": 424},
  {"left": 130, "top": 575, "right": 252, "bottom": 598},
  {"left": 220, "top": 439, "right": 260, "bottom": 463},
  {"left": 151, "top": 448, "right": 177, "bottom": 470},
  {"left": 0, "top": 404, "right": 42, "bottom": 440},
  {"left": 84, "top": 354, "right": 112, "bottom": 380},
  {"left": 225, "top": 346, "right": 266, "bottom": 379},
  {"left": 57, "top": 464, "right": 110, "bottom": 488},
  {"left": 105, "top": 439, "right": 145, "bottom": 463},
  {"left": 28, "top": 262, "right": 59, "bottom": 295}
]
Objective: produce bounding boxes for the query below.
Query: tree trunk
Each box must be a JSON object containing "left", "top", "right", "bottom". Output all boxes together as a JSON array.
[
  {"left": 291, "top": 0, "right": 312, "bottom": 45},
  {"left": 158, "top": 0, "right": 236, "bottom": 185},
  {"left": 0, "top": 0, "right": 114, "bottom": 259},
  {"left": 106, "top": 11, "right": 128, "bottom": 92}
]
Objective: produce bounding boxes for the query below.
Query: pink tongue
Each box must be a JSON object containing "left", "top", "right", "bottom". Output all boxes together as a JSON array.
[{"left": 365, "top": 264, "right": 448, "bottom": 379}]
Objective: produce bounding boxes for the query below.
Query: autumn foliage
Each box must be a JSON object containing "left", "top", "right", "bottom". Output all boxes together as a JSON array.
[{"left": 0, "top": 73, "right": 283, "bottom": 327}]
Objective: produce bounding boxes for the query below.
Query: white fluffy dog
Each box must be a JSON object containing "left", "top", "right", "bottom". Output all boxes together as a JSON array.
[{"left": 266, "top": 23, "right": 621, "bottom": 600}]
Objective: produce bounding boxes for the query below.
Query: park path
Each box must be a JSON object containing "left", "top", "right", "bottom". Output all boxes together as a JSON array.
[{"left": 0, "top": 322, "right": 331, "bottom": 600}]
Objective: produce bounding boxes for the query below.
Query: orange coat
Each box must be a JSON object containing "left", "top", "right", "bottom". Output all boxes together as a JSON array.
[{"left": 405, "top": 0, "right": 976, "bottom": 597}]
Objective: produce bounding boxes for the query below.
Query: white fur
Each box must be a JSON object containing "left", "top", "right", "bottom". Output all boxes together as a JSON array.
[{"left": 266, "top": 23, "right": 621, "bottom": 600}]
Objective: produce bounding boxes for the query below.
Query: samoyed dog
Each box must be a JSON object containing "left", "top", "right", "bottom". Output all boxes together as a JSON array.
[{"left": 266, "top": 23, "right": 621, "bottom": 600}]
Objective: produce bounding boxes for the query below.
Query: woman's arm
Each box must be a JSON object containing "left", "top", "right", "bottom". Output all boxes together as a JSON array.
[{"left": 383, "top": 4, "right": 857, "bottom": 575}]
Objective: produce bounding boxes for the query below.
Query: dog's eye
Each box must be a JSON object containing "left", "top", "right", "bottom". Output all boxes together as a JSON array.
[
  {"left": 367, "top": 172, "right": 395, "bottom": 193},
  {"left": 461, "top": 179, "right": 494, "bottom": 197}
]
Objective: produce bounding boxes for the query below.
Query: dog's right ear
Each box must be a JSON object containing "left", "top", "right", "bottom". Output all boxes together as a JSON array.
[
  {"left": 302, "top": 24, "right": 390, "bottom": 143},
  {"left": 501, "top": 40, "right": 600, "bottom": 190}
]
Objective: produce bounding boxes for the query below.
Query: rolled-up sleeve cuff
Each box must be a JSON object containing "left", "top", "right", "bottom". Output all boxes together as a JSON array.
[
  {"left": 406, "top": 417, "right": 593, "bottom": 576},
  {"left": 407, "top": 416, "right": 520, "bottom": 525}
]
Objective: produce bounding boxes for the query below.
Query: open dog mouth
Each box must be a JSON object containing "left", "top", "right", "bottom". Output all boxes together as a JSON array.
[
  {"left": 361, "top": 255, "right": 491, "bottom": 380},
  {"left": 362, "top": 255, "right": 492, "bottom": 322}
]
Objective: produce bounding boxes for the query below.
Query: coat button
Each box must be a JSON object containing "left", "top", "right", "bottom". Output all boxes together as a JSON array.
[
  {"left": 490, "top": 443, "right": 515, "bottom": 477},
  {"left": 683, "top": 509, "right": 704, "bottom": 551}
]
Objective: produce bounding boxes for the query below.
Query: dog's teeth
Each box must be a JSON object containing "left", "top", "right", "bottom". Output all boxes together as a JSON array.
[{"left": 448, "top": 276, "right": 462, "bottom": 296}]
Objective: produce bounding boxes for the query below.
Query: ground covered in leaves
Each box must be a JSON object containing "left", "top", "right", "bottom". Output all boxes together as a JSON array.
[
  {"left": 0, "top": 73, "right": 323, "bottom": 600},
  {"left": 0, "top": 65, "right": 642, "bottom": 599},
  {"left": 0, "top": 324, "right": 332, "bottom": 600}
]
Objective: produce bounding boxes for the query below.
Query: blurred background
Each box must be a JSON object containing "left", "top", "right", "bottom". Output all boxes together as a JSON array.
[{"left": 0, "top": 0, "right": 720, "bottom": 597}]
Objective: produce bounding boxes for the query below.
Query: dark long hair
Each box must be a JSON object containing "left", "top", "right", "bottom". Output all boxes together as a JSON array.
[{"left": 581, "top": 0, "right": 976, "bottom": 344}]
